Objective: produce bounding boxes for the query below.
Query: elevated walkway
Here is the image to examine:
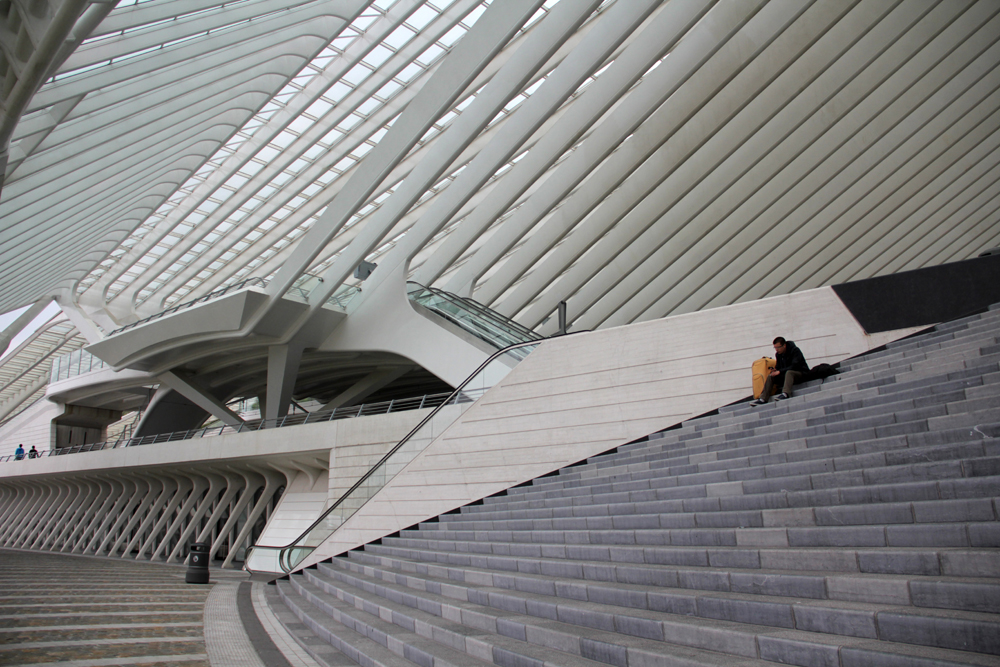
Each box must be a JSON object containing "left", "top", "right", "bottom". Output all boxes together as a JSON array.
[{"left": 269, "top": 305, "right": 1000, "bottom": 667}]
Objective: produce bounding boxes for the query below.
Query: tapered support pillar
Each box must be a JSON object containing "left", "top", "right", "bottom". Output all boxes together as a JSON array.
[
  {"left": 158, "top": 371, "right": 243, "bottom": 427},
  {"left": 264, "top": 343, "right": 304, "bottom": 422}
]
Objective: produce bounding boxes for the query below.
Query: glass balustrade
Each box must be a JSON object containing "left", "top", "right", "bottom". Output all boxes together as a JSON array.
[
  {"left": 109, "top": 277, "right": 267, "bottom": 336},
  {"left": 244, "top": 339, "right": 538, "bottom": 575},
  {"left": 50, "top": 349, "right": 109, "bottom": 383},
  {"left": 406, "top": 283, "right": 541, "bottom": 356},
  {"left": 285, "top": 274, "right": 360, "bottom": 311}
]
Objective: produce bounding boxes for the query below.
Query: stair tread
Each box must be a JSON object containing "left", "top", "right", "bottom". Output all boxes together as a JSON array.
[
  {"left": 267, "top": 303, "right": 1000, "bottom": 667},
  {"left": 310, "top": 557, "right": 1000, "bottom": 664}
]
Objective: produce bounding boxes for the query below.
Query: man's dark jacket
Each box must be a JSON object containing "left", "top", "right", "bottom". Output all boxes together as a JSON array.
[{"left": 776, "top": 341, "right": 809, "bottom": 374}]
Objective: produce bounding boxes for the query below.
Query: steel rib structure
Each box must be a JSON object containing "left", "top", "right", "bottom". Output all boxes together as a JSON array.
[{"left": 1, "top": 0, "right": 1000, "bottom": 421}]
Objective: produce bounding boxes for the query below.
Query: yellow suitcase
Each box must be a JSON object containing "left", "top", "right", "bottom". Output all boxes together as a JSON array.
[{"left": 752, "top": 357, "right": 777, "bottom": 398}]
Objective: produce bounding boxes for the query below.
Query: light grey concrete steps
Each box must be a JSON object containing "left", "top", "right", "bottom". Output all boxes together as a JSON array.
[
  {"left": 431, "top": 494, "right": 1000, "bottom": 535},
  {"left": 322, "top": 552, "right": 1000, "bottom": 654},
  {"left": 468, "top": 441, "right": 999, "bottom": 514},
  {"left": 264, "top": 584, "right": 357, "bottom": 667},
  {"left": 303, "top": 554, "right": 1000, "bottom": 665},
  {"left": 282, "top": 572, "right": 774, "bottom": 667},
  {"left": 269, "top": 306, "right": 1000, "bottom": 667},
  {"left": 278, "top": 580, "right": 444, "bottom": 667}
]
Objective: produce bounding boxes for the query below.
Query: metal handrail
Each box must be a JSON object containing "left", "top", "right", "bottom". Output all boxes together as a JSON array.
[
  {"left": 0, "top": 391, "right": 452, "bottom": 463},
  {"left": 108, "top": 277, "right": 268, "bottom": 336},
  {"left": 244, "top": 339, "right": 541, "bottom": 575}
]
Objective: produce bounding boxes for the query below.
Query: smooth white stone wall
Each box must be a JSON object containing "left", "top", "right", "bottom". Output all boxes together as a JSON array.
[{"left": 303, "top": 287, "right": 922, "bottom": 566}]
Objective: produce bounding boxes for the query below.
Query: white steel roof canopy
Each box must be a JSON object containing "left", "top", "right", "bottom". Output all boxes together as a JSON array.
[{"left": 0, "top": 0, "right": 998, "bottom": 417}]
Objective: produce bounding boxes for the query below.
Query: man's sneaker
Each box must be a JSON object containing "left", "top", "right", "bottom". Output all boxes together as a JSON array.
[
  {"left": 749, "top": 398, "right": 766, "bottom": 406},
  {"left": 773, "top": 392, "right": 790, "bottom": 401}
]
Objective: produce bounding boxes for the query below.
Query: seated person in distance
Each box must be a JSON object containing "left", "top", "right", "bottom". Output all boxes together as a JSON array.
[{"left": 750, "top": 337, "right": 809, "bottom": 406}]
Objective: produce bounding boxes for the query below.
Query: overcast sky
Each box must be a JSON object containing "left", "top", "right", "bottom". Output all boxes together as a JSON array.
[{"left": 0, "top": 302, "right": 62, "bottom": 359}]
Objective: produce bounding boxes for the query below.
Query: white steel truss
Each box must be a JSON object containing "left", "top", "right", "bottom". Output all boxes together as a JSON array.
[{"left": 0, "top": 0, "right": 998, "bottom": 420}]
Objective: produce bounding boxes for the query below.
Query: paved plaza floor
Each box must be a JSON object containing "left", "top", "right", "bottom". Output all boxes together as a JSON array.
[{"left": 0, "top": 549, "right": 318, "bottom": 667}]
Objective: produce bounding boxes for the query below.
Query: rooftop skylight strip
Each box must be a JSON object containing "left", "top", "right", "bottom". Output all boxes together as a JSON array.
[
  {"left": 91, "top": 0, "right": 547, "bottom": 310},
  {"left": 123, "top": 4, "right": 475, "bottom": 303}
]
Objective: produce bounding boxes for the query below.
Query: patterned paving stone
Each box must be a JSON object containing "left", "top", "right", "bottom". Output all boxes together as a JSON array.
[
  {"left": 0, "top": 549, "right": 212, "bottom": 667},
  {"left": 0, "top": 549, "right": 328, "bottom": 667}
]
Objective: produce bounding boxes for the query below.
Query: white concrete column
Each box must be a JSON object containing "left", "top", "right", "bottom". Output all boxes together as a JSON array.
[
  {"left": 23, "top": 481, "right": 62, "bottom": 549},
  {"left": 137, "top": 472, "right": 192, "bottom": 560},
  {"left": 0, "top": 298, "right": 52, "bottom": 355},
  {"left": 151, "top": 471, "right": 208, "bottom": 561},
  {"left": 52, "top": 477, "right": 102, "bottom": 551},
  {"left": 222, "top": 467, "right": 284, "bottom": 569},
  {"left": 99, "top": 475, "right": 148, "bottom": 556},
  {"left": 168, "top": 470, "right": 226, "bottom": 563},
  {"left": 0, "top": 485, "right": 23, "bottom": 529},
  {"left": 264, "top": 344, "right": 305, "bottom": 422},
  {"left": 62, "top": 477, "right": 113, "bottom": 552},
  {"left": 208, "top": 469, "right": 262, "bottom": 563},
  {"left": 126, "top": 472, "right": 176, "bottom": 558},
  {"left": 112, "top": 474, "right": 165, "bottom": 557},
  {"left": 195, "top": 470, "right": 244, "bottom": 548},
  {"left": 159, "top": 371, "right": 244, "bottom": 427},
  {"left": 38, "top": 478, "right": 89, "bottom": 550},
  {"left": 84, "top": 476, "right": 133, "bottom": 554},
  {"left": 2, "top": 481, "right": 41, "bottom": 545},
  {"left": 19, "top": 481, "right": 62, "bottom": 547}
]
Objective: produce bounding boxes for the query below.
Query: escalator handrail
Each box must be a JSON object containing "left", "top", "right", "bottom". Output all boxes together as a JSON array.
[{"left": 248, "top": 338, "right": 544, "bottom": 572}]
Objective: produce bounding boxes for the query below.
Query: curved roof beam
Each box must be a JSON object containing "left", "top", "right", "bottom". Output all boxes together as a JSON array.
[
  {"left": 119, "top": 0, "right": 470, "bottom": 314},
  {"left": 0, "top": 0, "right": 92, "bottom": 195}
]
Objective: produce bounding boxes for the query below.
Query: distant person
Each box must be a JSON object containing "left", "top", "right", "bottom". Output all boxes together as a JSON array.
[
  {"left": 750, "top": 337, "right": 809, "bottom": 406},
  {"left": 28, "top": 446, "right": 39, "bottom": 459},
  {"left": 14, "top": 444, "right": 25, "bottom": 461}
]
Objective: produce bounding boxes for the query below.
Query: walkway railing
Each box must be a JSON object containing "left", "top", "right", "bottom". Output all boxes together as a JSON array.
[
  {"left": 107, "top": 275, "right": 362, "bottom": 339},
  {"left": 244, "top": 339, "right": 539, "bottom": 575},
  {"left": 50, "top": 349, "right": 109, "bottom": 383},
  {"left": 284, "top": 273, "right": 360, "bottom": 310},
  {"left": 0, "top": 391, "right": 452, "bottom": 463},
  {"left": 108, "top": 277, "right": 268, "bottom": 336}
]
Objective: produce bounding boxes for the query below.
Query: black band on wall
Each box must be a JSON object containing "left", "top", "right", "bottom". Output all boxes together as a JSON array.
[{"left": 831, "top": 255, "right": 1000, "bottom": 334}]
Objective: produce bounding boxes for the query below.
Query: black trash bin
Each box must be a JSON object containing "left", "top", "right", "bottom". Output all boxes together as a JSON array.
[{"left": 186, "top": 542, "right": 210, "bottom": 584}]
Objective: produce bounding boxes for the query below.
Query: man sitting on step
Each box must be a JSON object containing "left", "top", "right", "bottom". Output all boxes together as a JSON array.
[{"left": 750, "top": 337, "right": 810, "bottom": 406}]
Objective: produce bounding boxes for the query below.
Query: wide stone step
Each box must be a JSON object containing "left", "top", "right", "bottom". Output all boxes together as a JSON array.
[
  {"left": 307, "top": 554, "right": 1000, "bottom": 666},
  {"left": 393, "top": 515, "right": 999, "bottom": 556},
  {"left": 263, "top": 584, "right": 356, "bottom": 667},
  {"left": 515, "top": 422, "right": 995, "bottom": 499},
  {"left": 289, "top": 570, "right": 775, "bottom": 667},
  {"left": 278, "top": 580, "right": 445, "bottom": 667},
  {"left": 434, "top": 496, "right": 1000, "bottom": 535},
  {"left": 835, "top": 333, "right": 1000, "bottom": 377},
  {"left": 267, "top": 304, "right": 1000, "bottom": 667},
  {"left": 514, "top": 415, "right": 996, "bottom": 498},
  {"left": 347, "top": 542, "right": 1000, "bottom": 590},
  {"left": 498, "top": 435, "right": 998, "bottom": 506},
  {"left": 467, "top": 447, "right": 999, "bottom": 519},
  {"left": 672, "top": 356, "right": 996, "bottom": 439},
  {"left": 565, "top": 383, "right": 997, "bottom": 480},
  {"left": 446, "top": 480, "right": 1000, "bottom": 549},
  {"left": 364, "top": 540, "right": 1000, "bottom": 614},
  {"left": 324, "top": 553, "right": 1000, "bottom": 657}
]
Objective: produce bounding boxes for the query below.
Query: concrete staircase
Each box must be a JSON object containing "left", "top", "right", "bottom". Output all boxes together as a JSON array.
[{"left": 267, "top": 306, "right": 1000, "bottom": 667}]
